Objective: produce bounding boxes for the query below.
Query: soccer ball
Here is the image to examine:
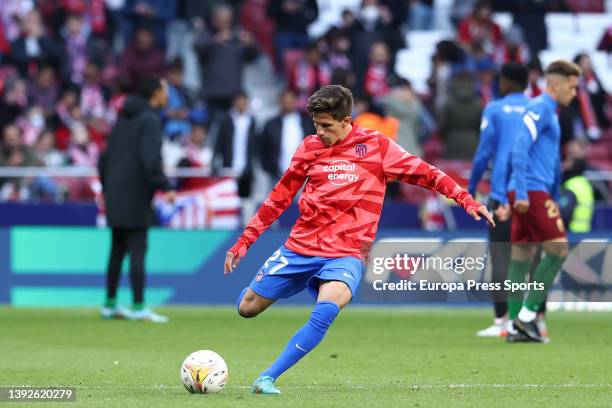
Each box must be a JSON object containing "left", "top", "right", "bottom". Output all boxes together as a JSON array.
[{"left": 180, "top": 350, "right": 228, "bottom": 394}]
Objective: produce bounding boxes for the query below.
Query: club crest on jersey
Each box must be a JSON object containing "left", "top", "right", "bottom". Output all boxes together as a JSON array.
[
  {"left": 355, "top": 144, "right": 367, "bottom": 157},
  {"left": 255, "top": 271, "right": 264, "bottom": 282}
]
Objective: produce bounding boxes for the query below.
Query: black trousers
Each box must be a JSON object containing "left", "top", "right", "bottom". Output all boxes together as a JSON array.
[
  {"left": 488, "top": 199, "right": 512, "bottom": 318},
  {"left": 488, "top": 200, "right": 546, "bottom": 318},
  {"left": 105, "top": 227, "right": 148, "bottom": 305}
]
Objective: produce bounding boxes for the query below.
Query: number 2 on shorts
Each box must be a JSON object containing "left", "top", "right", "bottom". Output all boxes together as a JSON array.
[{"left": 263, "top": 249, "right": 289, "bottom": 275}]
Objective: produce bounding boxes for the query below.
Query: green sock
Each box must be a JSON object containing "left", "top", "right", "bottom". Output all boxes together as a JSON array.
[
  {"left": 133, "top": 303, "right": 144, "bottom": 311},
  {"left": 524, "top": 254, "right": 566, "bottom": 312},
  {"left": 507, "top": 260, "right": 531, "bottom": 320},
  {"left": 105, "top": 298, "right": 116, "bottom": 308}
]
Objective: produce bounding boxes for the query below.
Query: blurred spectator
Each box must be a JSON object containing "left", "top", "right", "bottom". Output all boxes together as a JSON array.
[
  {"left": 525, "top": 58, "right": 544, "bottom": 98},
  {"left": 428, "top": 40, "right": 466, "bottom": 111},
  {"left": 457, "top": 0, "right": 503, "bottom": 56},
  {"left": 16, "top": 105, "right": 46, "bottom": 146},
  {"left": 0, "top": 20, "right": 11, "bottom": 60},
  {"left": 106, "top": 77, "right": 130, "bottom": 127},
  {"left": 49, "top": 87, "right": 80, "bottom": 150},
  {"left": 325, "top": 28, "right": 352, "bottom": 72},
  {"left": 177, "top": 122, "right": 213, "bottom": 191},
  {"left": 559, "top": 139, "right": 594, "bottom": 232},
  {"left": 330, "top": 67, "right": 357, "bottom": 92},
  {"left": 27, "top": 64, "right": 60, "bottom": 117},
  {"left": 343, "top": 0, "right": 405, "bottom": 95},
  {"left": 80, "top": 60, "right": 111, "bottom": 139},
  {"left": 354, "top": 96, "right": 399, "bottom": 140},
  {"left": 495, "top": 26, "right": 530, "bottom": 65},
  {"left": 194, "top": 3, "right": 258, "bottom": 121},
  {"left": 31, "top": 128, "right": 64, "bottom": 200},
  {"left": 409, "top": 0, "right": 435, "bottom": 30},
  {"left": 0, "top": 123, "right": 38, "bottom": 200},
  {"left": 267, "top": 0, "right": 318, "bottom": 72},
  {"left": 10, "top": 9, "right": 67, "bottom": 79},
  {"left": 289, "top": 42, "right": 330, "bottom": 112},
  {"left": 0, "top": 0, "right": 35, "bottom": 43},
  {"left": 123, "top": 0, "right": 176, "bottom": 48},
  {"left": 450, "top": 0, "right": 477, "bottom": 28},
  {"left": 62, "top": 13, "right": 89, "bottom": 84},
  {"left": 572, "top": 53, "right": 610, "bottom": 139},
  {"left": 364, "top": 41, "right": 395, "bottom": 99},
  {"left": 260, "top": 88, "right": 315, "bottom": 181},
  {"left": 0, "top": 77, "right": 28, "bottom": 131},
  {"left": 163, "top": 57, "right": 200, "bottom": 141},
  {"left": 120, "top": 26, "right": 166, "bottom": 90},
  {"left": 437, "top": 72, "right": 482, "bottom": 159},
  {"left": 33, "top": 128, "right": 66, "bottom": 166},
  {"left": 213, "top": 91, "right": 257, "bottom": 198},
  {"left": 68, "top": 120, "right": 99, "bottom": 167},
  {"left": 475, "top": 56, "right": 497, "bottom": 105},
  {"left": 0, "top": 123, "right": 36, "bottom": 164},
  {"left": 379, "top": 0, "right": 409, "bottom": 29},
  {"left": 511, "top": 0, "right": 550, "bottom": 57},
  {"left": 380, "top": 79, "right": 432, "bottom": 156}
]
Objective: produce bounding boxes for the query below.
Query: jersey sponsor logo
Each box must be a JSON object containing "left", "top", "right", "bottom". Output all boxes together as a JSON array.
[
  {"left": 502, "top": 105, "right": 526, "bottom": 114},
  {"left": 323, "top": 160, "right": 360, "bottom": 186},
  {"left": 527, "top": 111, "right": 541, "bottom": 121},
  {"left": 355, "top": 143, "right": 367, "bottom": 157}
]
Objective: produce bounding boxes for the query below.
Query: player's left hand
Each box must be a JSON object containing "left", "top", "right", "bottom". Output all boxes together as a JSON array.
[
  {"left": 224, "top": 251, "right": 242, "bottom": 275},
  {"left": 470, "top": 205, "right": 496, "bottom": 228}
]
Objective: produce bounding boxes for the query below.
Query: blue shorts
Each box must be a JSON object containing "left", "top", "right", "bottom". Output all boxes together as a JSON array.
[{"left": 249, "top": 246, "right": 364, "bottom": 301}]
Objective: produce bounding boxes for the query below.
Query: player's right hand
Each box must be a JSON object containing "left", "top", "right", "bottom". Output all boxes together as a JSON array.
[
  {"left": 494, "top": 204, "right": 511, "bottom": 222},
  {"left": 224, "top": 251, "right": 242, "bottom": 275},
  {"left": 513, "top": 200, "right": 530, "bottom": 214}
]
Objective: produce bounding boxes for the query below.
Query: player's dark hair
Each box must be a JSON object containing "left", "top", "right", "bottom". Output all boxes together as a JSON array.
[
  {"left": 500, "top": 62, "right": 528, "bottom": 90},
  {"left": 545, "top": 60, "right": 581, "bottom": 78},
  {"left": 307, "top": 85, "right": 353, "bottom": 121},
  {"left": 139, "top": 75, "right": 163, "bottom": 100}
]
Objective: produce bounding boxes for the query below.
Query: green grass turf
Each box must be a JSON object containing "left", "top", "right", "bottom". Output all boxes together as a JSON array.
[{"left": 0, "top": 307, "right": 611, "bottom": 408}]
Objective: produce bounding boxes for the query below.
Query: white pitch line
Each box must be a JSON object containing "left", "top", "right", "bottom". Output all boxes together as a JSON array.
[{"left": 8, "top": 384, "right": 610, "bottom": 390}]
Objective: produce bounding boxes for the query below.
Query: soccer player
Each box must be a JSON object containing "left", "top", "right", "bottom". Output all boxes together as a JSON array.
[
  {"left": 224, "top": 85, "right": 495, "bottom": 394},
  {"left": 468, "top": 63, "right": 529, "bottom": 337},
  {"left": 506, "top": 60, "right": 581, "bottom": 343}
]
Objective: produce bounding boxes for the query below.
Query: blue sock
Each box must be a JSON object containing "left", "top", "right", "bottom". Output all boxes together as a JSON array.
[
  {"left": 236, "top": 287, "right": 249, "bottom": 313},
  {"left": 260, "top": 301, "right": 340, "bottom": 380}
]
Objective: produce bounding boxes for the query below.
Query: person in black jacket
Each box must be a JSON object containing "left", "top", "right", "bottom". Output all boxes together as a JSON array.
[
  {"left": 260, "top": 88, "right": 315, "bottom": 182},
  {"left": 98, "top": 75, "right": 176, "bottom": 323},
  {"left": 267, "top": 0, "right": 319, "bottom": 72},
  {"left": 213, "top": 91, "right": 258, "bottom": 199}
]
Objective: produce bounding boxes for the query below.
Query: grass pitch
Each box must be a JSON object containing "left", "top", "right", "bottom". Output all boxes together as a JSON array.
[{"left": 1, "top": 307, "right": 611, "bottom": 408}]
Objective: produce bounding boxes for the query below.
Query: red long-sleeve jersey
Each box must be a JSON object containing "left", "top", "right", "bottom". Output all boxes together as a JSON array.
[{"left": 230, "top": 125, "right": 480, "bottom": 259}]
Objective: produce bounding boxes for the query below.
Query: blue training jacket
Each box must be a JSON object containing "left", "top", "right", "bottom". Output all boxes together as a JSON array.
[
  {"left": 468, "top": 92, "right": 530, "bottom": 204},
  {"left": 508, "top": 92, "right": 562, "bottom": 201}
]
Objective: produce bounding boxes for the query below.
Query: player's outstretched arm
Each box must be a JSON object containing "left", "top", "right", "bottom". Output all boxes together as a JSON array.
[
  {"left": 380, "top": 136, "right": 495, "bottom": 228},
  {"left": 224, "top": 142, "right": 308, "bottom": 274}
]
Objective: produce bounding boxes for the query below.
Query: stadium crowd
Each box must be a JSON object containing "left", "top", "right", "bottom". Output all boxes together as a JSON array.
[{"left": 0, "top": 0, "right": 609, "bottom": 208}]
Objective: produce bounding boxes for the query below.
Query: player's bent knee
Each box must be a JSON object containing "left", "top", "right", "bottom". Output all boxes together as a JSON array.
[
  {"left": 237, "top": 289, "right": 274, "bottom": 318},
  {"left": 237, "top": 302, "right": 260, "bottom": 318}
]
